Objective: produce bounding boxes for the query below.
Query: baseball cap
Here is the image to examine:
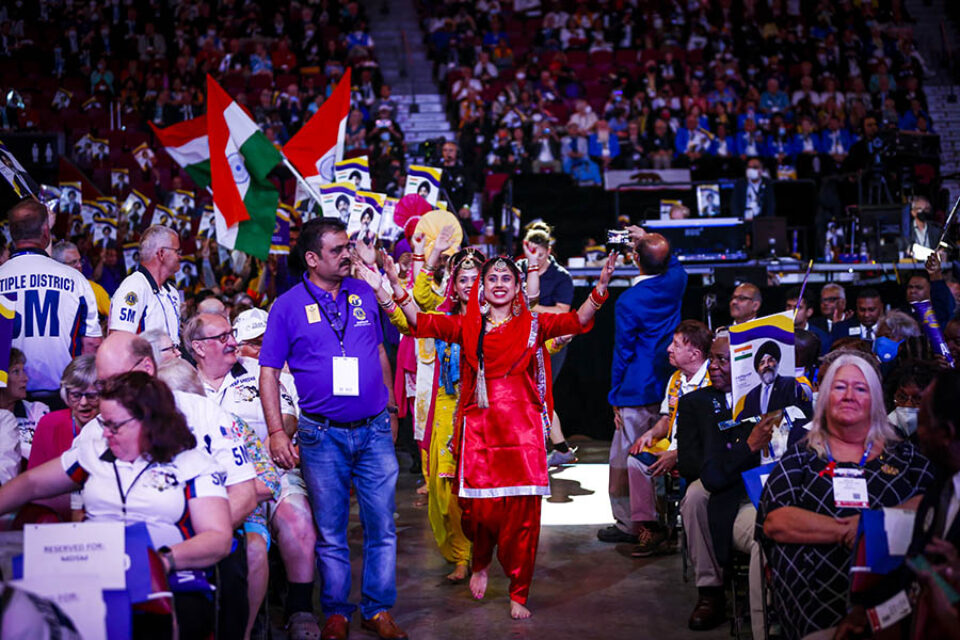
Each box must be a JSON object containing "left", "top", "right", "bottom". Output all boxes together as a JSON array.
[{"left": 234, "top": 308, "right": 269, "bottom": 342}]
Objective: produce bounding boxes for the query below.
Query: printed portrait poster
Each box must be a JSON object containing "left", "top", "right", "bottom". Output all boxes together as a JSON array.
[
  {"left": 378, "top": 196, "right": 404, "bottom": 242},
  {"left": 59, "top": 181, "right": 82, "bottom": 218},
  {"left": 175, "top": 256, "right": 197, "bottom": 289},
  {"left": 51, "top": 88, "right": 72, "bottom": 110},
  {"left": 92, "top": 216, "right": 117, "bottom": 247},
  {"left": 659, "top": 199, "right": 682, "bottom": 220},
  {"left": 403, "top": 165, "right": 443, "bottom": 206},
  {"left": 271, "top": 204, "right": 293, "bottom": 255},
  {"left": 697, "top": 184, "right": 721, "bottom": 217},
  {"left": 121, "top": 190, "right": 150, "bottom": 229},
  {"left": 67, "top": 215, "right": 87, "bottom": 238},
  {"left": 123, "top": 242, "right": 141, "bottom": 275},
  {"left": 320, "top": 181, "right": 356, "bottom": 223},
  {"left": 334, "top": 156, "right": 371, "bottom": 190},
  {"left": 197, "top": 204, "right": 216, "bottom": 240},
  {"left": 96, "top": 196, "right": 117, "bottom": 218},
  {"left": 166, "top": 189, "right": 195, "bottom": 217},
  {"left": 294, "top": 177, "right": 323, "bottom": 222},
  {"left": 79, "top": 201, "right": 104, "bottom": 228},
  {"left": 348, "top": 191, "right": 384, "bottom": 246},
  {"left": 90, "top": 138, "right": 109, "bottom": 161},
  {"left": 0, "top": 140, "right": 38, "bottom": 198},
  {"left": 132, "top": 143, "right": 155, "bottom": 172},
  {"left": 110, "top": 168, "right": 130, "bottom": 193},
  {"left": 73, "top": 134, "right": 93, "bottom": 161},
  {"left": 729, "top": 311, "right": 796, "bottom": 421},
  {"left": 153, "top": 205, "right": 175, "bottom": 229}
]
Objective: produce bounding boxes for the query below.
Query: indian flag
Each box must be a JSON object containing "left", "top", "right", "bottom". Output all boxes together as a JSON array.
[
  {"left": 207, "top": 75, "right": 283, "bottom": 259},
  {"left": 150, "top": 117, "right": 210, "bottom": 189}
]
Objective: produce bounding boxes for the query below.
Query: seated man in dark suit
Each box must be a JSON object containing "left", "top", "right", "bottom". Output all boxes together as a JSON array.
[
  {"left": 677, "top": 330, "right": 810, "bottom": 636},
  {"left": 810, "top": 283, "right": 851, "bottom": 336},
  {"left": 831, "top": 288, "right": 884, "bottom": 344},
  {"left": 740, "top": 341, "right": 797, "bottom": 418},
  {"left": 786, "top": 286, "right": 831, "bottom": 355}
]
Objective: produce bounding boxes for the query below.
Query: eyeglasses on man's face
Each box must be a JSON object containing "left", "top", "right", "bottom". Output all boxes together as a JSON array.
[{"left": 194, "top": 328, "right": 238, "bottom": 344}]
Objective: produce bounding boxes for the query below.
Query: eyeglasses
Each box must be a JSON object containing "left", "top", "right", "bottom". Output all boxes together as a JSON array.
[
  {"left": 821, "top": 296, "right": 842, "bottom": 303},
  {"left": 67, "top": 389, "right": 99, "bottom": 403},
  {"left": 193, "top": 328, "right": 237, "bottom": 344},
  {"left": 730, "top": 295, "right": 756, "bottom": 303},
  {"left": 160, "top": 345, "right": 179, "bottom": 353},
  {"left": 160, "top": 246, "right": 182, "bottom": 257},
  {"left": 101, "top": 416, "right": 136, "bottom": 434}
]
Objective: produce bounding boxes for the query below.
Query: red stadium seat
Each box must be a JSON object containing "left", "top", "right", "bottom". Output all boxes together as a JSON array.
[
  {"left": 590, "top": 50, "right": 613, "bottom": 65},
  {"left": 565, "top": 51, "right": 588, "bottom": 66}
]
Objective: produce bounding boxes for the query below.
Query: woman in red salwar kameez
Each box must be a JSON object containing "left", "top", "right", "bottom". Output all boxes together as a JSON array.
[{"left": 391, "top": 252, "right": 617, "bottom": 618}]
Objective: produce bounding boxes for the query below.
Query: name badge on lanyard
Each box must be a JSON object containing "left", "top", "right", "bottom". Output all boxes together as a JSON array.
[
  {"left": 833, "top": 468, "right": 870, "bottom": 508},
  {"left": 332, "top": 356, "right": 359, "bottom": 396},
  {"left": 826, "top": 440, "right": 873, "bottom": 509}
]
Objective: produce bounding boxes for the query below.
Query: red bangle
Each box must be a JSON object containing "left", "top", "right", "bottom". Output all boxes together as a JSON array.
[
  {"left": 412, "top": 254, "right": 425, "bottom": 261},
  {"left": 393, "top": 289, "right": 411, "bottom": 305},
  {"left": 267, "top": 429, "right": 284, "bottom": 436},
  {"left": 590, "top": 287, "right": 609, "bottom": 306}
]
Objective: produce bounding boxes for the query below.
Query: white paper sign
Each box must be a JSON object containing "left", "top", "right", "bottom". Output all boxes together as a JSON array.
[
  {"left": 13, "top": 575, "right": 107, "bottom": 640},
  {"left": 24, "top": 522, "right": 126, "bottom": 589},
  {"left": 882, "top": 507, "right": 917, "bottom": 556}
]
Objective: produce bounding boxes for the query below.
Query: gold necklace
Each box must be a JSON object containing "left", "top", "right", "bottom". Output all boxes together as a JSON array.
[{"left": 486, "top": 314, "right": 512, "bottom": 329}]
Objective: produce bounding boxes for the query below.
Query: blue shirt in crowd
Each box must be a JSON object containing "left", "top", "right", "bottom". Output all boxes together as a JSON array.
[{"left": 260, "top": 275, "right": 387, "bottom": 422}]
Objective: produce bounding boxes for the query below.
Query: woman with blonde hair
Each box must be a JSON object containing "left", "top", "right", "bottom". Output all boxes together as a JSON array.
[{"left": 758, "top": 352, "right": 934, "bottom": 639}]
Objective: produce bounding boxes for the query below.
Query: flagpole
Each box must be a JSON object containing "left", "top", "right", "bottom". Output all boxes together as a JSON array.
[
  {"left": 279, "top": 154, "right": 324, "bottom": 206},
  {"left": 793, "top": 259, "right": 814, "bottom": 321}
]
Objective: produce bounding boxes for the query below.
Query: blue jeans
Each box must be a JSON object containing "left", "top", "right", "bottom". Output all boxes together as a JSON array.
[{"left": 298, "top": 410, "right": 399, "bottom": 619}]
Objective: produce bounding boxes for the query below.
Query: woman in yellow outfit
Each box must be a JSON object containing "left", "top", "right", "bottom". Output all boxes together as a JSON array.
[{"left": 368, "top": 226, "right": 482, "bottom": 582}]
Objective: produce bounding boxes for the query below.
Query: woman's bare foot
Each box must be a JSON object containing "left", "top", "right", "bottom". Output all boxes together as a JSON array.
[
  {"left": 416, "top": 484, "right": 429, "bottom": 495},
  {"left": 446, "top": 564, "right": 469, "bottom": 583},
  {"left": 469, "top": 568, "right": 488, "bottom": 599},
  {"left": 510, "top": 600, "right": 531, "bottom": 620}
]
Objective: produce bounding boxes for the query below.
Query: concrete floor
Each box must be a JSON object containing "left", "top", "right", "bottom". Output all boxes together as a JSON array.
[{"left": 268, "top": 441, "right": 730, "bottom": 640}]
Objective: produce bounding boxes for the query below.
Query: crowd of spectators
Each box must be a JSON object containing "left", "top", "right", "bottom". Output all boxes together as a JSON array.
[
  {"left": 0, "top": 0, "right": 414, "bottom": 202},
  {"left": 425, "top": 0, "right": 936, "bottom": 190}
]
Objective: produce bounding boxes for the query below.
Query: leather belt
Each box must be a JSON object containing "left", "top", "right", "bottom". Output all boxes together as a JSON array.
[{"left": 300, "top": 410, "right": 382, "bottom": 429}]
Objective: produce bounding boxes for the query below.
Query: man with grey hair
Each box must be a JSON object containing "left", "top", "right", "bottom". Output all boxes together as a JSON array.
[
  {"left": 196, "top": 296, "right": 227, "bottom": 317},
  {"left": 108, "top": 224, "right": 182, "bottom": 342},
  {"left": 186, "top": 311, "right": 320, "bottom": 636},
  {"left": 0, "top": 200, "right": 101, "bottom": 406},
  {"left": 812, "top": 283, "right": 848, "bottom": 335},
  {"left": 51, "top": 240, "right": 110, "bottom": 320}
]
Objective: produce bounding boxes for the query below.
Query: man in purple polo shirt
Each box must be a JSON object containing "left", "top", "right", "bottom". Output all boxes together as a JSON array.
[{"left": 259, "top": 218, "right": 407, "bottom": 640}]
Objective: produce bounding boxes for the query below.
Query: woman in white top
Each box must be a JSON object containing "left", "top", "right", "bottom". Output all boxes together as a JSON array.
[{"left": 0, "top": 372, "right": 233, "bottom": 638}]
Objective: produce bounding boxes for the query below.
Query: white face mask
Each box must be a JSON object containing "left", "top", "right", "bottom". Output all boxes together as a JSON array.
[
  {"left": 890, "top": 407, "right": 919, "bottom": 436},
  {"left": 746, "top": 167, "right": 760, "bottom": 181}
]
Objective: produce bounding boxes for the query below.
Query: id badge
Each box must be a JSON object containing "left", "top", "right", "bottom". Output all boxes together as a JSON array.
[
  {"left": 332, "top": 356, "right": 359, "bottom": 396},
  {"left": 833, "top": 469, "right": 869, "bottom": 508}
]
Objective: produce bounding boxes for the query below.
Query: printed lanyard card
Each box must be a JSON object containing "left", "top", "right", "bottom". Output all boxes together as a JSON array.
[
  {"left": 833, "top": 468, "right": 869, "bottom": 508},
  {"left": 332, "top": 356, "right": 359, "bottom": 396}
]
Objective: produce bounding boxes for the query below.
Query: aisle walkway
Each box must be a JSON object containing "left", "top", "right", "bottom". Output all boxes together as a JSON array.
[{"left": 269, "top": 442, "right": 728, "bottom": 640}]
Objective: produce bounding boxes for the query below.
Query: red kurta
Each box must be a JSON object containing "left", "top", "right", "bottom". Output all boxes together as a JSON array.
[{"left": 415, "top": 311, "right": 591, "bottom": 498}]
